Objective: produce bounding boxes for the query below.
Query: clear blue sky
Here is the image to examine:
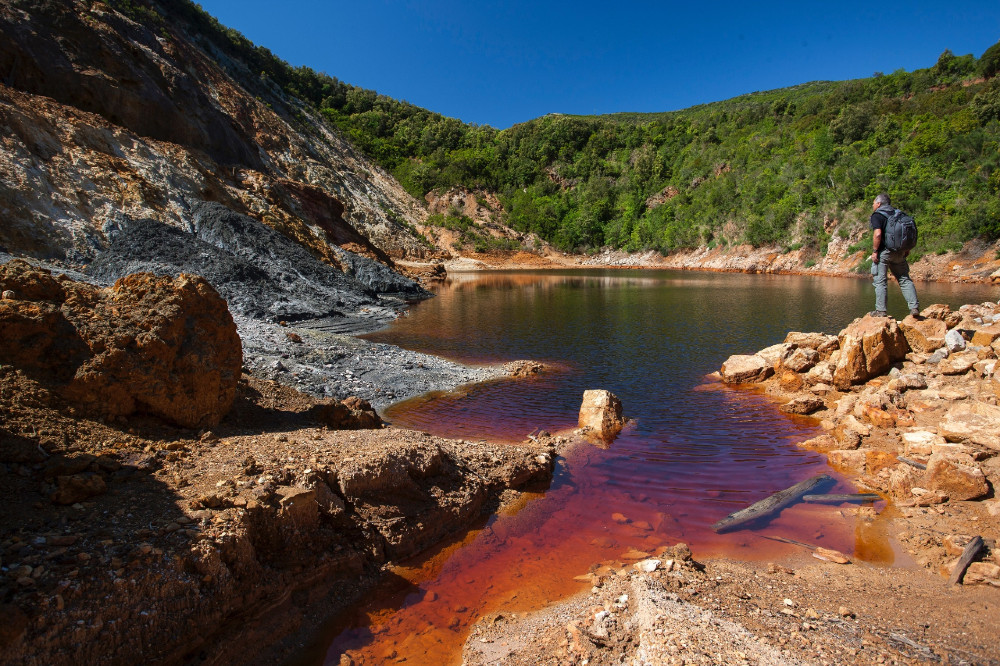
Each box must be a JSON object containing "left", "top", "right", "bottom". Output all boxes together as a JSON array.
[{"left": 195, "top": 0, "right": 1000, "bottom": 129}]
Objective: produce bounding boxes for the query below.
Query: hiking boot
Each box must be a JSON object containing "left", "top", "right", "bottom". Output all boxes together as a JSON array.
[
  {"left": 868, "top": 310, "right": 889, "bottom": 318},
  {"left": 909, "top": 308, "right": 922, "bottom": 318}
]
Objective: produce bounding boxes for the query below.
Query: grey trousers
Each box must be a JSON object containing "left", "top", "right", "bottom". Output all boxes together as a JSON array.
[{"left": 872, "top": 249, "right": 918, "bottom": 312}]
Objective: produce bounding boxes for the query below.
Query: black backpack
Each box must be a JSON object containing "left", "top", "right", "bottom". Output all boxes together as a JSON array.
[{"left": 883, "top": 208, "right": 918, "bottom": 252}]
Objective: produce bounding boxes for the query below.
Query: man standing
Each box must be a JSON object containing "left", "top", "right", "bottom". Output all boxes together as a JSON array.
[{"left": 869, "top": 193, "right": 919, "bottom": 318}]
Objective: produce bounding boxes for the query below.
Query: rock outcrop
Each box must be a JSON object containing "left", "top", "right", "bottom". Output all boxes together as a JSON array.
[
  {"left": 832, "top": 315, "right": 909, "bottom": 389},
  {"left": 0, "top": 0, "right": 428, "bottom": 266},
  {"left": 0, "top": 260, "right": 241, "bottom": 427}
]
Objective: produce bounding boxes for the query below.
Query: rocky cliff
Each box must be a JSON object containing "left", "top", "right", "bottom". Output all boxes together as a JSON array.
[{"left": 0, "top": 0, "right": 430, "bottom": 270}]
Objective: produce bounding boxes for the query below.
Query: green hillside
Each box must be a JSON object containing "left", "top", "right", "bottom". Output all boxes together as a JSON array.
[{"left": 152, "top": 1, "right": 1000, "bottom": 260}]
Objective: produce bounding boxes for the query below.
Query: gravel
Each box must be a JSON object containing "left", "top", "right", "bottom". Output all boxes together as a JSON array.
[{"left": 237, "top": 314, "right": 503, "bottom": 412}]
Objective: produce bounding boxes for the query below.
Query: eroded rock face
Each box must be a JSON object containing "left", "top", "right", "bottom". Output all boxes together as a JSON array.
[
  {"left": 0, "top": 260, "right": 241, "bottom": 427},
  {"left": 833, "top": 316, "right": 909, "bottom": 390}
]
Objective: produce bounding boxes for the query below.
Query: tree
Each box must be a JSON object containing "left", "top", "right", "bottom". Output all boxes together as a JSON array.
[{"left": 980, "top": 40, "right": 1000, "bottom": 79}]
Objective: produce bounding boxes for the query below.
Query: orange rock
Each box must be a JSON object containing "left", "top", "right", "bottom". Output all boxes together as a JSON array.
[
  {"left": 865, "top": 451, "right": 898, "bottom": 475},
  {"left": 310, "top": 397, "right": 382, "bottom": 430},
  {"left": 971, "top": 325, "right": 1000, "bottom": 347},
  {"left": 899, "top": 317, "right": 947, "bottom": 354},
  {"left": 827, "top": 450, "right": 865, "bottom": 473},
  {"left": 926, "top": 452, "right": 989, "bottom": 500},
  {"left": 579, "top": 390, "right": 625, "bottom": 440},
  {"left": 720, "top": 354, "right": 773, "bottom": 383},
  {"left": 778, "top": 369, "right": 804, "bottom": 392},
  {"left": 833, "top": 316, "right": 909, "bottom": 390},
  {"left": 0, "top": 261, "right": 241, "bottom": 428},
  {"left": 858, "top": 403, "right": 896, "bottom": 428}
]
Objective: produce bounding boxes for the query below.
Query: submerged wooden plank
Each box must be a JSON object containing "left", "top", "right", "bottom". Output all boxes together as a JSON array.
[
  {"left": 802, "top": 493, "right": 881, "bottom": 504},
  {"left": 712, "top": 474, "right": 833, "bottom": 533}
]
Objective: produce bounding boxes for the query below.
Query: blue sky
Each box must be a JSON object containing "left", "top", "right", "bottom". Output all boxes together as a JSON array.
[{"left": 195, "top": 1, "right": 1000, "bottom": 129}]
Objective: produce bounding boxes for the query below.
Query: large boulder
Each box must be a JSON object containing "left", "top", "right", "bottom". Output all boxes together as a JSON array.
[
  {"left": 783, "top": 332, "right": 839, "bottom": 358},
  {"left": 832, "top": 316, "right": 909, "bottom": 390},
  {"left": 0, "top": 260, "right": 241, "bottom": 428},
  {"left": 899, "top": 317, "right": 947, "bottom": 354},
  {"left": 925, "top": 452, "right": 990, "bottom": 501},
  {"left": 971, "top": 325, "right": 1000, "bottom": 348},
  {"left": 720, "top": 354, "right": 773, "bottom": 384},
  {"left": 780, "top": 347, "right": 820, "bottom": 373},
  {"left": 939, "top": 401, "right": 1000, "bottom": 450},
  {"left": 578, "top": 390, "right": 625, "bottom": 440}
]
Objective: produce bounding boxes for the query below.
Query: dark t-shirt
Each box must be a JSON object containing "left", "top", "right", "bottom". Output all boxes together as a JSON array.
[
  {"left": 869, "top": 211, "right": 887, "bottom": 231},
  {"left": 870, "top": 210, "right": 889, "bottom": 253}
]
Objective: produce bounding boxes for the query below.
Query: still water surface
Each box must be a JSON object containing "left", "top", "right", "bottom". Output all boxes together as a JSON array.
[{"left": 314, "top": 270, "right": 996, "bottom": 665}]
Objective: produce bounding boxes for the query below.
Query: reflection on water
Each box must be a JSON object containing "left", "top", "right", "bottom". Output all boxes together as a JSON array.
[{"left": 314, "top": 270, "right": 995, "bottom": 665}]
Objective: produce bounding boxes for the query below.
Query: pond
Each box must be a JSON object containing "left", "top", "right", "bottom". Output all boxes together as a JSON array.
[{"left": 309, "top": 270, "right": 997, "bottom": 665}]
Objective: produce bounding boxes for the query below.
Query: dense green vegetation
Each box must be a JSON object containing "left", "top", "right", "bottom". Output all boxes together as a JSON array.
[{"left": 156, "top": 0, "right": 999, "bottom": 257}]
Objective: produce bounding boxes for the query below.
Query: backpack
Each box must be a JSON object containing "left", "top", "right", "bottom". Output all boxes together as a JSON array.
[{"left": 883, "top": 208, "right": 918, "bottom": 253}]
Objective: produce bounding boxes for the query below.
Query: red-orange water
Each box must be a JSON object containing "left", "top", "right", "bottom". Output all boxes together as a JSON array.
[{"left": 307, "top": 270, "right": 993, "bottom": 665}]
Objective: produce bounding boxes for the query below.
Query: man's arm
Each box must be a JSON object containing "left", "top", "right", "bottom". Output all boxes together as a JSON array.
[{"left": 872, "top": 229, "right": 882, "bottom": 264}]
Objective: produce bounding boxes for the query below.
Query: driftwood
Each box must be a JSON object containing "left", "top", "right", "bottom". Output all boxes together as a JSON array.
[
  {"left": 898, "top": 456, "right": 927, "bottom": 470},
  {"left": 802, "top": 493, "right": 881, "bottom": 504},
  {"left": 760, "top": 535, "right": 851, "bottom": 564},
  {"left": 712, "top": 474, "right": 833, "bottom": 533},
  {"left": 948, "top": 535, "right": 984, "bottom": 585}
]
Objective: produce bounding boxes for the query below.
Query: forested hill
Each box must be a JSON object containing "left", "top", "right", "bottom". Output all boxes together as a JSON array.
[{"left": 125, "top": 0, "right": 1000, "bottom": 260}]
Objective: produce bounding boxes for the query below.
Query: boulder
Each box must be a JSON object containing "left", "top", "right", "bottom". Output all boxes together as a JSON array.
[
  {"left": 783, "top": 332, "right": 839, "bottom": 358},
  {"left": 925, "top": 452, "right": 989, "bottom": 501},
  {"left": 798, "top": 434, "right": 838, "bottom": 452},
  {"left": 833, "top": 316, "right": 909, "bottom": 390},
  {"left": 805, "top": 361, "right": 834, "bottom": 385},
  {"left": 827, "top": 450, "right": 866, "bottom": 473},
  {"left": 901, "top": 430, "right": 946, "bottom": 457},
  {"left": 964, "top": 562, "right": 1000, "bottom": 586},
  {"left": 921, "top": 304, "right": 962, "bottom": 328},
  {"left": 720, "top": 354, "right": 773, "bottom": 384},
  {"left": 939, "top": 401, "right": 1000, "bottom": 450},
  {"left": 780, "top": 396, "right": 825, "bottom": 415},
  {"left": 887, "top": 464, "right": 921, "bottom": 499},
  {"left": 756, "top": 343, "right": 796, "bottom": 367},
  {"left": 939, "top": 353, "right": 977, "bottom": 376},
  {"left": 578, "top": 390, "right": 625, "bottom": 439},
  {"left": 781, "top": 347, "right": 820, "bottom": 373},
  {"left": 778, "top": 369, "right": 805, "bottom": 392},
  {"left": 899, "top": 317, "right": 947, "bottom": 354},
  {"left": 971, "top": 325, "right": 1000, "bottom": 348},
  {"left": 309, "top": 396, "right": 382, "bottom": 430},
  {"left": 945, "top": 329, "right": 967, "bottom": 352},
  {"left": 0, "top": 261, "right": 242, "bottom": 428}
]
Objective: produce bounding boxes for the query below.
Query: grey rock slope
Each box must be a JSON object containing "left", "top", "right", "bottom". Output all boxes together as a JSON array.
[{"left": 87, "top": 202, "right": 426, "bottom": 322}]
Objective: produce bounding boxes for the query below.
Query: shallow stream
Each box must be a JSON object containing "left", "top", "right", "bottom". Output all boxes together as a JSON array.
[{"left": 307, "top": 270, "right": 996, "bottom": 665}]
